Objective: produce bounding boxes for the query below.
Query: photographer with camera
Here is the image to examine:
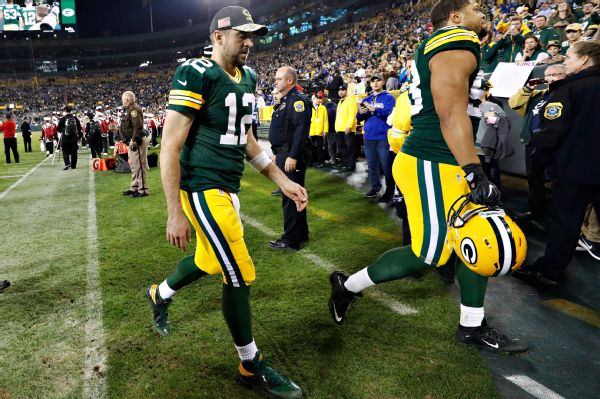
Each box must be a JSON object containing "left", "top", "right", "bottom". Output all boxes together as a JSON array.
[
  {"left": 496, "top": 17, "right": 526, "bottom": 62},
  {"left": 509, "top": 64, "right": 566, "bottom": 227}
]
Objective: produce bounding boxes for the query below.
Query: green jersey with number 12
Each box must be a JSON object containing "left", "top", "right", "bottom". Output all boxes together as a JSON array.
[
  {"left": 21, "top": 6, "right": 37, "bottom": 30},
  {"left": 168, "top": 58, "right": 256, "bottom": 193}
]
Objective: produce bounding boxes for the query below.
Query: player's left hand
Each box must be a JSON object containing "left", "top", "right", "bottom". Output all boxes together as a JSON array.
[
  {"left": 285, "top": 157, "right": 297, "bottom": 173},
  {"left": 281, "top": 181, "right": 308, "bottom": 211}
]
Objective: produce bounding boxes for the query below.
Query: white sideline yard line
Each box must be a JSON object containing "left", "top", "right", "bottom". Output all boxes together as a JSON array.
[
  {"left": 240, "top": 213, "right": 418, "bottom": 316},
  {"left": 0, "top": 157, "right": 49, "bottom": 199},
  {"left": 83, "top": 159, "right": 108, "bottom": 399},
  {"left": 0, "top": 175, "right": 25, "bottom": 179},
  {"left": 505, "top": 375, "right": 567, "bottom": 399}
]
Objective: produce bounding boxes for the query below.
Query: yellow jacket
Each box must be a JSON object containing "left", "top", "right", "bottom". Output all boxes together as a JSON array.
[
  {"left": 309, "top": 104, "right": 328, "bottom": 137},
  {"left": 387, "top": 91, "right": 411, "bottom": 153},
  {"left": 335, "top": 96, "right": 358, "bottom": 133},
  {"left": 495, "top": 19, "right": 532, "bottom": 35}
]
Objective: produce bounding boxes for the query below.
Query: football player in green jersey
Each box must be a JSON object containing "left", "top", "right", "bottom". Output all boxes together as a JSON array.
[
  {"left": 1, "top": 0, "right": 23, "bottom": 31},
  {"left": 146, "top": 6, "right": 305, "bottom": 399},
  {"left": 328, "top": 0, "right": 529, "bottom": 354},
  {"left": 21, "top": 0, "right": 36, "bottom": 31}
]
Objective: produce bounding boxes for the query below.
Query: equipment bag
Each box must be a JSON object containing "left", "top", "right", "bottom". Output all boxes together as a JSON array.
[{"left": 63, "top": 115, "right": 78, "bottom": 141}]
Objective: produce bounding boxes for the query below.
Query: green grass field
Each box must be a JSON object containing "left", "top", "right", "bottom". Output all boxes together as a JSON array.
[{"left": 0, "top": 145, "right": 499, "bottom": 399}]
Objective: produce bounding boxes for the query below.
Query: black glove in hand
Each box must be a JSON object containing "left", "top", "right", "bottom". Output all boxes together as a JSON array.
[
  {"left": 134, "top": 136, "right": 143, "bottom": 146},
  {"left": 462, "top": 163, "right": 502, "bottom": 206}
]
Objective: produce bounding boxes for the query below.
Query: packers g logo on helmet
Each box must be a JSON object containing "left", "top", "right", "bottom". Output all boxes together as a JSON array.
[{"left": 446, "top": 196, "right": 527, "bottom": 277}]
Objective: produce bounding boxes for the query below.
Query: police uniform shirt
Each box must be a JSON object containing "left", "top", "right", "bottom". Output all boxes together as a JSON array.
[
  {"left": 121, "top": 104, "right": 143, "bottom": 141},
  {"left": 534, "top": 66, "right": 600, "bottom": 184},
  {"left": 268, "top": 86, "right": 311, "bottom": 159}
]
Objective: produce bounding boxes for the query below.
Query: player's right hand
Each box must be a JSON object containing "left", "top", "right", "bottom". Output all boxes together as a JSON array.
[
  {"left": 166, "top": 210, "right": 191, "bottom": 251},
  {"left": 462, "top": 163, "right": 502, "bottom": 207},
  {"left": 281, "top": 181, "right": 308, "bottom": 212}
]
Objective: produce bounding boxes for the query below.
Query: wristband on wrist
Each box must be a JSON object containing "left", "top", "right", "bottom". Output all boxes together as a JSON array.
[{"left": 249, "top": 150, "right": 271, "bottom": 172}]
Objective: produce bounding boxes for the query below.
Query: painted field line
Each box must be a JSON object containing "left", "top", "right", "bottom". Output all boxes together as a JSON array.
[
  {"left": 83, "top": 160, "right": 108, "bottom": 399},
  {"left": 541, "top": 298, "right": 600, "bottom": 329},
  {"left": 241, "top": 213, "right": 418, "bottom": 316},
  {"left": 0, "top": 175, "right": 25, "bottom": 179},
  {"left": 505, "top": 375, "right": 566, "bottom": 399},
  {"left": 0, "top": 157, "right": 49, "bottom": 199}
]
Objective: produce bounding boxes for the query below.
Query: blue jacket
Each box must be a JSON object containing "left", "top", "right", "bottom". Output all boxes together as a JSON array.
[{"left": 356, "top": 91, "right": 395, "bottom": 141}]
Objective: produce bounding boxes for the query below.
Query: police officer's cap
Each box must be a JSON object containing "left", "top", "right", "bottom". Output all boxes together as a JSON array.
[{"left": 209, "top": 6, "right": 268, "bottom": 37}]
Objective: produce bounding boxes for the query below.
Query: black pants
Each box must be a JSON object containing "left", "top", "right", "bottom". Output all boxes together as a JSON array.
[
  {"left": 335, "top": 132, "right": 347, "bottom": 165},
  {"left": 525, "top": 143, "right": 547, "bottom": 220},
  {"left": 45, "top": 140, "right": 54, "bottom": 155},
  {"left": 3, "top": 137, "right": 19, "bottom": 163},
  {"left": 89, "top": 137, "right": 102, "bottom": 158},
  {"left": 108, "top": 132, "right": 115, "bottom": 146},
  {"left": 343, "top": 133, "right": 360, "bottom": 170},
  {"left": 62, "top": 141, "right": 78, "bottom": 168},
  {"left": 23, "top": 134, "right": 32, "bottom": 152},
  {"left": 533, "top": 176, "right": 600, "bottom": 277},
  {"left": 275, "top": 152, "right": 308, "bottom": 248},
  {"left": 151, "top": 127, "right": 158, "bottom": 147},
  {"left": 310, "top": 136, "right": 326, "bottom": 166},
  {"left": 326, "top": 131, "right": 337, "bottom": 161}
]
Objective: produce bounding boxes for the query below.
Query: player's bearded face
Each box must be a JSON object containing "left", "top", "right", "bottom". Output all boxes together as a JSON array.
[{"left": 223, "top": 30, "right": 253, "bottom": 67}]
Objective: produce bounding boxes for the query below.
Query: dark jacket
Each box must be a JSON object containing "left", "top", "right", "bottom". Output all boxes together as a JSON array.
[
  {"left": 120, "top": 103, "right": 144, "bottom": 142},
  {"left": 57, "top": 113, "right": 82, "bottom": 143},
  {"left": 533, "top": 67, "right": 600, "bottom": 184},
  {"left": 268, "top": 86, "right": 311, "bottom": 160},
  {"left": 20, "top": 121, "right": 31, "bottom": 136},
  {"left": 324, "top": 101, "right": 337, "bottom": 134}
]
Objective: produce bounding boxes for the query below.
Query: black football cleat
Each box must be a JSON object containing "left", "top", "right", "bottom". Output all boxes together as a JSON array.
[
  {"left": 328, "top": 271, "right": 362, "bottom": 325},
  {"left": 456, "top": 320, "right": 529, "bottom": 354},
  {"left": 146, "top": 284, "right": 172, "bottom": 336}
]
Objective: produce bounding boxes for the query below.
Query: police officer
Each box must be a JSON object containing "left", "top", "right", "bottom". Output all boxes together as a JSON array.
[
  {"left": 515, "top": 41, "right": 600, "bottom": 286},
  {"left": 120, "top": 91, "right": 149, "bottom": 198},
  {"left": 268, "top": 66, "right": 311, "bottom": 251}
]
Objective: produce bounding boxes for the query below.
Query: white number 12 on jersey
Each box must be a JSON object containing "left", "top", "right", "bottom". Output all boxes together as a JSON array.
[{"left": 221, "top": 92, "right": 255, "bottom": 145}]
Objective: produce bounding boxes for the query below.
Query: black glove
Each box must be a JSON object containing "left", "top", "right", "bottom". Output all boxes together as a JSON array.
[
  {"left": 134, "top": 136, "right": 143, "bottom": 146},
  {"left": 462, "top": 163, "right": 502, "bottom": 206}
]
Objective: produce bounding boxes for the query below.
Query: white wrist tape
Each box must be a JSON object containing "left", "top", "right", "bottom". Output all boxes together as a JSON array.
[{"left": 249, "top": 150, "right": 271, "bottom": 172}]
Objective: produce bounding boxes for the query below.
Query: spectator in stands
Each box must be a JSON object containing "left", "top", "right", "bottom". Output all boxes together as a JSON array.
[
  {"left": 480, "top": 30, "right": 500, "bottom": 72},
  {"left": 20, "top": 116, "right": 32, "bottom": 153},
  {"left": 386, "top": 70, "right": 400, "bottom": 91},
  {"left": 334, "top": 84, "right": 359, "bottom": 172},
  {"left": 57, "top": 106, "right": 81, "bottom": 170},
  {"left": 497, "top": 18, "right": 528, "bottom": 62},
  {"left": 532, "top": 15, "right": 559, "bottom": 48},
  {"left": 309, "top": 94, "right": 328, "bottom": 168},
  {"left": 584, "top": 23, "right": 598, "bottom": 39},
  {"left": 327, "top": 69, "right": 344, "bottom": 101},
  {"left": 578, "top": 2, "right": 600, "bottom": 32},
  {"left": 537, "top": 1, "right": 554, "bottom": 19},
  {"left": 515, "top": 41, "right": 600, "bottom": 286},
  {"left": 509, "top": 64, "right": 566, "bottom": 227},
  {"left": 515, "top": 36, "right": 550, "bottom": 63},
  {"left": 561, "top": 23, "right": 584, "bottom": 55},
  {"left": 357, "top": 74, "right": 395, "bottom": 201},
  {"left": 538, "top": 40, "right": 566, "bottom": 64},
  {"left": 548, "top": 2, "right": 577, "bottom": 42},
  {"left": 0, "top": 113, "right": 19, "bottom": 164}
]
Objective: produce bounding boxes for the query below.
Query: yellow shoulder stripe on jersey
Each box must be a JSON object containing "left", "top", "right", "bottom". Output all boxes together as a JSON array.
[
  {"left": 424, "top": 35, "right": 480, "bottom": 55},
  {"left": 169, "top": 90, "right": 203, "bottom": 101},
  {"left": 424, "top": 28, "right": 479, "bottom": 54},
  {"left": 169, "top": 95, "right": 204, "bottom": 105},
  {"left": 169, "top": 99, "right": 202, "bottom": 110}
]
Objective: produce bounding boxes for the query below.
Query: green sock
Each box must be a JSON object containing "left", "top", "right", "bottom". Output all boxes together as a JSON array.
[
  {"left": 456, "top": 260, "right": 488, "bottom": 308},
  {"left": 367, "top": 246, "right": 433, "bottom": 284},
  {"left": 166, "top": 255, "right": 207, "bottom": 291},
  {"left": 221, "top": 283, "right": 253, "bottom": 346}
]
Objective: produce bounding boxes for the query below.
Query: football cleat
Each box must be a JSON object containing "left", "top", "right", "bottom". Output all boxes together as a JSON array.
[
  {"left": 146, "top": 284, "right": 172, "bottom": 336},
  {"left": 456, "top": 320, "right": 529, "bottom": 354},
  {"left": 239, "top": 351, "right": 303, "bottom": 399},
  {"left": 328, "top": 272, "right": 362, "bottom": 325}
]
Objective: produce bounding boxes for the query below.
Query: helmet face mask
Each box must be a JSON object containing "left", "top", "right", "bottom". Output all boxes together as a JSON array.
[{"left": 446, "top": 196, "right": 527, "bottom": 277}]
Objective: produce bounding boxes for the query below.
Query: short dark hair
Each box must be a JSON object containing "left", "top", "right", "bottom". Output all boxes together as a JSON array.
[
  {"left": 572, "top": 40, "right": 600, "bottom": 67},
  {"left": 431, "top": 0, "right": 472, "bottom": 30},
  {"left": 64, "top": 106, "right": 72, "bottom": 113},
  {"left": 5, "top": 113, "right": 12, "bottom": 119},
  {"left": 535, "top": 15, "right": 547, "bottom": 20}
]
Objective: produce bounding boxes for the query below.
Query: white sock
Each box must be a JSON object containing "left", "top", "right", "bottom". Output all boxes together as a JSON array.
[
  {"left": 236, "top": 340, "right": 258, "bottom": 361},
  {"left": 459, "top": 304, "right": 485, "bottom": 327},
  {"left": 344, "top": 267, "right": 375, "bottom": 293},
  {"left": 158, "top": 280, "right": 176, "bottom": 299}
]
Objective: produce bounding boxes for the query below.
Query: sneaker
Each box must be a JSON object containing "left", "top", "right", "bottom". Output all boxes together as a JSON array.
[
  {"left": 456, "top": 320, "right": 529, "bottom": 354},
  {"left": 365, "top": 189, "right": 379, "bottom": 198},
  {"left": 239, "top": 351, "right": 303, "bottom": 399},
  {"left": 577, "top": 235, "right": 600, "bottom": 261},
  {"left": 63, "top": 164, "right": 71, "bottom": 170},
  {"left": 146, "top": 284, "right": 172, "bottom": 336},
  {"left": 0, "top": 280, "right": 10, "bottom": 291},
  {"left": 328, "top": 272, "right": 362, "bottom": 325}
]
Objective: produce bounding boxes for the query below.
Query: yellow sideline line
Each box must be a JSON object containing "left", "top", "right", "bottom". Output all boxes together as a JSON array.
[
  {"left": 308, "top": 207, "right": 346, "bottom": 223},
  {"left": 541, "top": 299, "right": 600, "bottom": 329},
  {"left": 356, "top": 226, "right": 398, "bottom": 242}
]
